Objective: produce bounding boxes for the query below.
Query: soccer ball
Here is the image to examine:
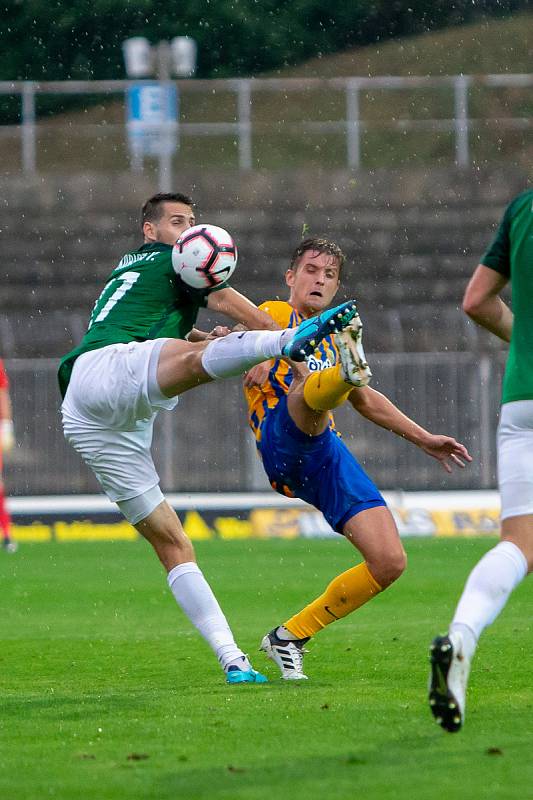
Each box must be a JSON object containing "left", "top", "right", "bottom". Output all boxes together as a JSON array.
[{"left": 172, "top": 224, "right": 238, "bottom": 289}]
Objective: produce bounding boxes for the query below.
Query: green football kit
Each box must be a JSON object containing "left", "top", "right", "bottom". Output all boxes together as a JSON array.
[
  {"left": 58, "top": 242, "right": 222, "bottom": 398},
  {"left": 481, "top": 189, "right": 533, "bottom": 405}
]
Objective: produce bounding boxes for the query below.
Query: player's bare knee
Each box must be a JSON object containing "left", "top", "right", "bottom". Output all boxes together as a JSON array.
[
  {"left": 288, "top": 373, "right": 306, "bottom": 392},
  {"left": 152, "top": 535, "right": 195, "bottom": 571},
  {"left": 368, "top": 547, "right": 407, "bottom": 588},
  {"left": 137, "top": 514, "right": 195, "bottom": 561},
  {"left": 385, "top": 547, "right": 407, "bottom": 584},
  {"left": 159, "top": 525, "right": 194, "bottom": 557}
]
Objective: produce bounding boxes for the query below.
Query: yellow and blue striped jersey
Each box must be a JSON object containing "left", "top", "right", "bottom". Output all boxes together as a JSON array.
[{"left": 244, "top": 300, "right": 339, "bottom": 441}]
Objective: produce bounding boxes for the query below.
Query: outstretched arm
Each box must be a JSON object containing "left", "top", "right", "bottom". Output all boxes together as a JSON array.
[
  {"left": 348, "top": 385, "right": 472, "bottom": 473},
  {"left": 207, "top": 287, "right": 280, "bottom": 331},
  {"left": 463, "top": 264, "right": 512, "bottom": 343}
]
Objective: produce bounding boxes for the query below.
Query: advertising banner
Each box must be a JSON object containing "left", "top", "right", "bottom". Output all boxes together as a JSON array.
[{"left": 8, "top": 492, "right": 501, "bottom": 543}]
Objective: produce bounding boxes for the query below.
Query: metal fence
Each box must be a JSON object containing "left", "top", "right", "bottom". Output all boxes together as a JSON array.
[
  {"left": 1, "top": 74, "right": 532, "bottom": 183},
  {"left": 4, "top": 351, "right": 506, "bottom": 497}
]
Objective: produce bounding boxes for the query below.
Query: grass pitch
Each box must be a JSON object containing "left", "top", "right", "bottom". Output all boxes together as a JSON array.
[{"left": 2, "top": 537, "right": 532, "bottom": 800}]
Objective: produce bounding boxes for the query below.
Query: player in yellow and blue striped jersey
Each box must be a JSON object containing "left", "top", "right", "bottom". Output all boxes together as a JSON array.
[
  {"left": 246, "top": 298, "right": 340, "bottom": 445},
  {"left": 243, "top": 237, "right": 472, "bottom": 680}
]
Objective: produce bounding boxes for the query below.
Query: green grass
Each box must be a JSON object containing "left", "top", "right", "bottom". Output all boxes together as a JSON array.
[{"left": 1, "top": 537, "right": 532, "bottom": 800}]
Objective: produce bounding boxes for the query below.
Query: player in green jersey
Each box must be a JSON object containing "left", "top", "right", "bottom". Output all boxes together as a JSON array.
[
  {"left": 429, "top": 188, "right": 533, "bottom": 731},
  {"left": 59, "top": 191, "right": 359, "bottom": 685}
]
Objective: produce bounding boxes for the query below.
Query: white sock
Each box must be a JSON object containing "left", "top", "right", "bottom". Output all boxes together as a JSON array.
[
  {"left": 201, "top": 329, "right": 294, "bottom": 379},
  {"left": 448, "top": 623, "right": 477, "bottom": 663},
  {"left": 450, "top": 541, "right": 528, "bottom": 652},
  {"left": 167, "top": 562, "right": 250, "bottom": 672}
]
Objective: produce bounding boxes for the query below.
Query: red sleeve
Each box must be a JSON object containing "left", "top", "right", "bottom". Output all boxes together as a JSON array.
[{"left": 0, "top": 360, "right": 9, "bottom": 390}]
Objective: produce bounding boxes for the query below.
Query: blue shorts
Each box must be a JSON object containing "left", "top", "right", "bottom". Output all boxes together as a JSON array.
[{"left": 258, "top": 395, "right": 386, "bottom": 533}]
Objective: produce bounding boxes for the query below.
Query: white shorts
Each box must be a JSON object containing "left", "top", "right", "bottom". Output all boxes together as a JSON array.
[
  {"left": 61, "top": 338, "right": 178, "bottom": 522},
  {"left": 498, "top": 399, "right": 533, "bottom": 520}
]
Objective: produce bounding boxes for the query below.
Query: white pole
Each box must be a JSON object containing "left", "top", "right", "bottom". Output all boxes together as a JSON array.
[
  {"left": 157, "top": 43, "right": 174, "bottom": 192},
  {"left": 157, "top": 129, "right": 174, "bottom": 192},
  {"left": 237, "top": 79, "right": 252, "bottom": 170},
  {"left": 21, "top": 82, "right": 36, "bottom": 175},
  {"left": 454, "top": 75, "right": 470, "bottom": 167},
  {"left": 346, "top": 79, "right": 361, "bottom": 169},
  {"left": 479, "top": 355, "right": 493, "bottom": 488}
]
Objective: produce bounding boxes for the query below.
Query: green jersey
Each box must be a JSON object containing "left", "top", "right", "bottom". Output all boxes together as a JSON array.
[
  {"left": 58, "top": 242, "right": 222, "bottom": 397},
  {"left": 481, "top": 189, "right": 533, "bottom": 405}
]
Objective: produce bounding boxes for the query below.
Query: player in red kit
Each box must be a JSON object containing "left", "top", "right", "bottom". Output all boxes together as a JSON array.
[{"left": 0, "top": 358, "right": 16, "bottom": 552}]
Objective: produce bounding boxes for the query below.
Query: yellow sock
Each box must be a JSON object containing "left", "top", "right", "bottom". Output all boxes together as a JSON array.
[
  {"left": 303, "top": 363, "right": 353, "bottom": 412},
  {"left": 283, "top": 563, "right": 382, "bottom": 639}
]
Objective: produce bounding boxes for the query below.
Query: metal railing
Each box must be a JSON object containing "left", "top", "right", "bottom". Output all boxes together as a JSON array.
[
  {"left": 3, "top": 351, "right": 505, "bottom": 497},
  {"left": 0, "top": 74, "right": 532, "bottom": 181}
]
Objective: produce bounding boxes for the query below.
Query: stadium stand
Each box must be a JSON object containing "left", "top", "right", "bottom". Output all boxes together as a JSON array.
[{"left": 0, "top": 166, "right": 525, "bottom": 358}]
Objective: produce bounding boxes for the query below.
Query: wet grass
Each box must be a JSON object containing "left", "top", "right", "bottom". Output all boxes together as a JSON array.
[{"left": 1, "top": 536, "right": 532, "bottom": 799}]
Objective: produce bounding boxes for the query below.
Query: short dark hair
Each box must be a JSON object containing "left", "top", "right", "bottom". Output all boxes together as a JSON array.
[
  {"left": 289, "top": 236, "right": 345, "bottom": 277},
  {"left": 141, "top": 192, "right": 193, "bottom": 228}
]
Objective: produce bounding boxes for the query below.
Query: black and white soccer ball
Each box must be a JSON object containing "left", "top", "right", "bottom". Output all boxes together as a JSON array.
[{"left": 172, "top": 224, "right": 238, "bottom": 289}]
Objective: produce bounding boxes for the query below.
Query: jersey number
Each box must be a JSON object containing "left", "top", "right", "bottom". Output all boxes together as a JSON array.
[{"left": 89, "top": 271, "right": 140, "bottom": 327}]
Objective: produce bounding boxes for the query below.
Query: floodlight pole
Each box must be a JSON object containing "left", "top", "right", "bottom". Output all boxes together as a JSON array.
[
  {"left": 123, "top": 37, "right": 194, "bottom": 192},
  {"left": 155, "top": 42, "right": 173, "bottom": 193}
]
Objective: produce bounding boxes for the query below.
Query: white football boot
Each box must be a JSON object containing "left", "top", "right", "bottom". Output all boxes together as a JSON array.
[
  {"left": 334, "top": 315, "right": 372, "bottom": 387},
  {"left": 260, "top": 628, "right": 309, "bottom": 680},
  {"left": 428, "top": 631, "right": 471, "bottom": 732}
]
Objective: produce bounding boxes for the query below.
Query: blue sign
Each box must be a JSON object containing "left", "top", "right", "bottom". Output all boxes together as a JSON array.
[{"left": 126, "top": 83, "right": 179, "bottom": 157}]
